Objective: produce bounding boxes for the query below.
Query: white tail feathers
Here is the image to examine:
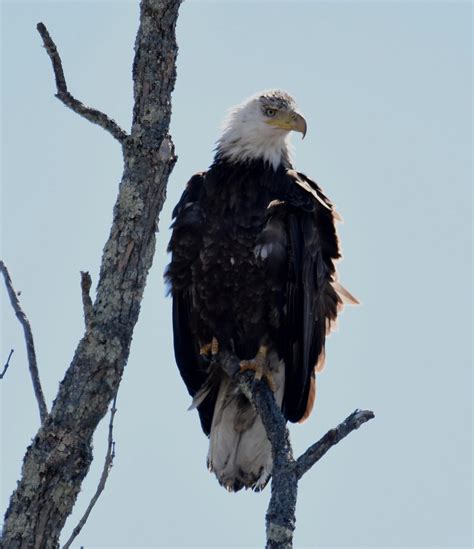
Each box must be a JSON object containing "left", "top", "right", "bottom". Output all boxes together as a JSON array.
[{"left": 207, "top": 350, "right": 285, "bottom": 491}]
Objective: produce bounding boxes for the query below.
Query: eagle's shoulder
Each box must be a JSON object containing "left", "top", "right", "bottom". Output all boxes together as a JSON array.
[{"left": 171, "top": 171, "right": 206, "bottom": 220}]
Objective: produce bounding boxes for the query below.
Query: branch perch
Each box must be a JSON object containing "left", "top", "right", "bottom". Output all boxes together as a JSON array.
[
  {"left": 238, "top": 369, "right": 374, "bottom": 548},
  {"left": 218, "top": 352, "right": 374, "bottom": 547},
  {"left": 36, "top": 22, "right": 128, "bottom": 143},
  {"left": 0, "top": 260, "right": 48, "bottom": 423}
]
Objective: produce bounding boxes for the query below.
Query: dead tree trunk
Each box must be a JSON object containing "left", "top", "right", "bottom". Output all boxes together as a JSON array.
[{"left": 1, "top": 1, "right": 182, "bottom": 546}]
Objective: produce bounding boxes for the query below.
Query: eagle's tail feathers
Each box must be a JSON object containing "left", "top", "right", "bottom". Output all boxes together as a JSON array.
[{"left": 207, "top": 349, "right": 285, "bottom": 491}]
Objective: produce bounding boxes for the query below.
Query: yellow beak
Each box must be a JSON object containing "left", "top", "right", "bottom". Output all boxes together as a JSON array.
[{"left": 266, "top": 111, "right": 307, "bottom": 139}]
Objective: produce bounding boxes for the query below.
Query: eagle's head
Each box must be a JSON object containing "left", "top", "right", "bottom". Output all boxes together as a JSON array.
[{"left": 216, "top": 90, "right": 307, "bottom": 170}]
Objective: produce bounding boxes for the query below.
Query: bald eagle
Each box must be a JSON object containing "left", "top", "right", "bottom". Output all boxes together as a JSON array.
[{"left": 165, "top": 90, "right": 357, "bottom": 491}]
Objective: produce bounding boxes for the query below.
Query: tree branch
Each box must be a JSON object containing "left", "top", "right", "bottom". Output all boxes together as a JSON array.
[
  {"left": 239, "top": 370, "right": 375, "bottom": 548},
  {"left": 0, "top": 349, "right": 14, "bottom": 379},
  {"left": 80, "top": 271, "right": 94, "bottom": 329},
  {"left": 62, "top": 393, "right": 118, "bottom": 549},
  {"left": 239, "top": 373, "right": 297, "bottom": 548},
  {"left": 0, "top": 260, "right": 48, "bottom": 423},
  {"left": 36, "top": 22, "right": 128, "bottom": 144},
  {"left": 295, "top": 409, "right": 375, "bottom": 479}
]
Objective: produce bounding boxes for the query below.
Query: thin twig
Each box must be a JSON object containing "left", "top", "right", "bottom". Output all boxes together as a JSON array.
[
  {"left": 80, "top": 271, "right": 94, "bottom": 329},
  {"left": 295, "top": 409, "right": 375, "bottom": 479},
  {"left": 0, "top": 349, "right": 14, "bottom": 379},
  {"left": 0, "top": 260, "right": 48, "bottom": 423},
  {"left": 36, "top": 22, "right": 128, "bottom": 143},
  {"left": 62, "top": 393, "right": 119, "bottom": 549}
]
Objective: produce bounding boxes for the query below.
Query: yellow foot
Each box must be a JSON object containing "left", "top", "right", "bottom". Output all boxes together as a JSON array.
[
  {"left": 239, "top": 345, "right": 276, "bottom": 391},
  {"left": 199, "top": 342, "right": 211, "bottom": 356},
  {"left": 200, "top": 337, "right": 219, "bottom": 357}
]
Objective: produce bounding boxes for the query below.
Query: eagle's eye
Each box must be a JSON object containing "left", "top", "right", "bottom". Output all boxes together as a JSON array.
[{"left": 265, "top": 108, "right": 276, "bottom": 117}]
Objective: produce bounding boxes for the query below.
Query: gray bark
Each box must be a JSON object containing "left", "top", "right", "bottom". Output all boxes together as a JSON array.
[{"left": 1, "top": 1, "right": 181, "bottom": 546}]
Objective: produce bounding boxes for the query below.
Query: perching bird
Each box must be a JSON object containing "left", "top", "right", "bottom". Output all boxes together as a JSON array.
[{"left": 165, "top": 90, "right": 357, "bottom": 491}]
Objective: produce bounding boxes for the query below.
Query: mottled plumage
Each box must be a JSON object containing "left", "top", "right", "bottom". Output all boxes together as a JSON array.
[{"left": 165, "top": 90, "right": 356, "bottom": 491}]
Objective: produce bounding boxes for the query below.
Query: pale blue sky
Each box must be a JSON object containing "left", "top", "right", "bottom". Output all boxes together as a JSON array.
[{"left": 1, "top": 1, "right": 472, "bottom": 547}]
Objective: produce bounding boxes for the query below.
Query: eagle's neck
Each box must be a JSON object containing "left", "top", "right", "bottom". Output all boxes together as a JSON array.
[{"left": 215, "top": 125, "right": 293, "bottom": 170}]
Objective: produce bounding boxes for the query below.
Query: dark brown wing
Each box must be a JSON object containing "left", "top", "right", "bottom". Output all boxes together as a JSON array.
[
  {"left": 165, "top": 172, "right": 217, "bottom": 435},
  {"left": 278, "top": 171, "right": 356, "bottom": 423}
]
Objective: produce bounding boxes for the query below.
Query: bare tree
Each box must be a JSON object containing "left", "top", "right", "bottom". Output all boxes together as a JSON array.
[
  {"left": 1, "top": 1, "right": 181, "bottom": 546},
  {"left": 1, "top": 2, "right": 373, "bottom": 547}
]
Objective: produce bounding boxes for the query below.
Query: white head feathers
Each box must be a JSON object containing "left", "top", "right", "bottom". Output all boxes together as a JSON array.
[{"left": 215, "top": 90, "right": 306, "bottom": 170}]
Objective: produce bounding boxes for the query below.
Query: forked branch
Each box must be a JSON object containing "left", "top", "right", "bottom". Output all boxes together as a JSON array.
[
  {"left": 0, "top": 260, "right": 48, "bottom": 423},
  {"left": 238, "top": 370, "right": 374, "bottom": 548},
  {"left": 36, "top": 22, "right": 128, "bottom": 143}
]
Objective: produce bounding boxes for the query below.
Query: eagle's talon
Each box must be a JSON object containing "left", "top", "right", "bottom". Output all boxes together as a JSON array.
[
  {"left": 200, "top": 337, "right": 219, "bottom": 358},
  {"left": 199, "top": 342, "right": 212, "bottom": 357},
  {"left": 239, "top": 345, "right": 276, "bottom": 391}
]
